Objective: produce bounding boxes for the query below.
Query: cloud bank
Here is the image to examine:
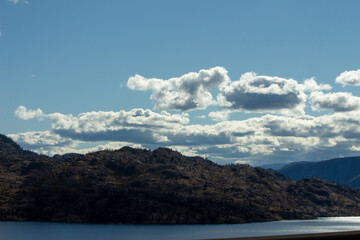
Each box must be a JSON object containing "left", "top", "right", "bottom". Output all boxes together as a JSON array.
[
  {"left": 11, "top": 67, "right": 360, "bottom": 165},
  {"left": 8, "top": 130, "right": 142, "bottom": 156},
  {"left": 13, "top": 106, "right": 360, "bottom": 165}
]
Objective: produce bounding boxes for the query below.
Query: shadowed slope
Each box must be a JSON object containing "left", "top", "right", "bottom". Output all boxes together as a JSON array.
[
  {"left": 280, "top": 157, "right": 360, "bottom": 189},
  {"left": 1, "top": 134, "right": 360, "bottom": 224}
]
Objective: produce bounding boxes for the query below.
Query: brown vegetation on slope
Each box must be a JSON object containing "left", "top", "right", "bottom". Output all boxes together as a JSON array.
[{"left": 1, "top": 134, "right": 360, "bottom": 224}]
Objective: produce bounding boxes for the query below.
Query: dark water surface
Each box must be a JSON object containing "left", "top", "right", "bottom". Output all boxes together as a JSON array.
[{"left": 1, "top": 217, "right": 360, "bottom": 240}]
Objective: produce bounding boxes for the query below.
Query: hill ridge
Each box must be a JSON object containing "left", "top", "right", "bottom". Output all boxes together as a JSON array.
[
  {"left": 1, "top": 134, "right": 360, "bottom": 224},
  {"left": 280, "top": 156, "right": 360, "bottom": 189}
]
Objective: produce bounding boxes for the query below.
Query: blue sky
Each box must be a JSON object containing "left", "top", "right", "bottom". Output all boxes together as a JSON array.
[{"left": 1, "top": 0, "right": 360, "bottom": 165}]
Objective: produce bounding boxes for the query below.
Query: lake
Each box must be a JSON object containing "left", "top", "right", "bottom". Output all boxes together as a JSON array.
[{"left": 1, "top": 217, "right": 360, "bottom": 240}]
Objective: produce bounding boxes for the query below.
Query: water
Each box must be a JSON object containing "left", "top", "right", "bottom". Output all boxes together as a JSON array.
[{"left": 1, "top": 217, "right": 360, "bottom": 240}]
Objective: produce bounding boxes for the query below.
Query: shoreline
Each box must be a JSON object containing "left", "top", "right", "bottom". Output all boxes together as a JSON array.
[{"left": 207, "top": 230, "right": 360, "bottom": 240}]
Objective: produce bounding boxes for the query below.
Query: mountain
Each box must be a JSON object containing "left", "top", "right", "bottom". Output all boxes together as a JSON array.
[
  {"left": 0, "top": 134, "right": 35, "bottom": 157},
  {"left": 258, "top": 162, "right": 287, "bottom": 170},
  {"left": 2, "top": 134, "right": 360, "bottom": 224},
  {"left": 279, "top": 157, "right": 360, "bottom": 189}
]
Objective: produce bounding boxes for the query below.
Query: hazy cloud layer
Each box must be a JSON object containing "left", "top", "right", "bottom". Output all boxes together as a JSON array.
[
  {"left": 310, "top": 91, "right": 360, "bottom": 112},
  {"left": 127, "top": 67, "right": 230, "bottom": 111},
  {"left": 217, "top": 72, "right": 307, "bottom": 115},
  {"left": 336, "top": 69, "right": 360, "bottom": 86},
  {"left": 8, "top": 0, "right": 29, "bottom": 4}
]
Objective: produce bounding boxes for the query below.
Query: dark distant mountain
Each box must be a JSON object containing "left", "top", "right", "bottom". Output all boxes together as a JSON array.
[
  {"left": 258, "top": 162, "right": 287, "bottom": 170},
  {"left": 2, "top": 133, "right": 360, "bottom": 224},
  {"left": 280, "top": 157, "right": 360, "bottom": 189}
]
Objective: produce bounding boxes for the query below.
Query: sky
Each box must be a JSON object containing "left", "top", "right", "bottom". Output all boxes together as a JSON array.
[{"left": 1, "top": 0, "right": 360, "bottom": 166}]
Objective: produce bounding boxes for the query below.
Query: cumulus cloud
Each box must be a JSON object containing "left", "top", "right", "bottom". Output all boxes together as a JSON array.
[
  {"left": 264, "top": 112, "right": 360, "bottom": 144},
  {"left": 165, "top": 114, "right": 348, "bottom": 165},
  {"left": 302, "top": 77, "right": 332, "bottom": 92},
  {"left": 310, "top": 91, "right": 360, "bottom": 112},
  {"left": 167, "top": 119, "right": 258, "bottom": 146},
  {"left": 8, "top": 131, "right": 142, "bottom": 156},
  {"left": 46, "top": 141, "right": 142, "bottom": 156},
  {"left": 13, "top": 104, "right": 360, "bottom": 165},
  {"left": 8, "top": 131, "right": 74, "bottom": 149},
  {"left": 263, "top": 114, "right": 339, "bottom": 139},
  {"left": 350, "top": 145, "right": 360, "bottom": 152},
  {"left": 205, "top": 112, "right": 360, "bottom": 164},
  {"left": 13, "top": 65, "right": 360, "bottom": 165},
  {"left": 127, "top": 67, "right": 333, "bottom": 116},
  {"left": 336, "top": 69, "right": 360, "bottom": 86},
  {"left": 238, "top": 113, "right": 360, "bottom": 164},
  {"left": 49, "top": 109, "right": 189, "bottom": 143},
  {"left": 170, "top": 144, "right": 252, "bottom": 164},
  {"left": 208, "top": 110, "right": 231, "bottom": 121},
  {"left": 127, "top": 67, "right": 230, "bottom": 111},
  {"left": 15, "top": 106, "right": 189, "bottom": 144},
  {"left": 15, "top": 106, "right": 46, "bottom": 120},
  {"left": 217, "top": 72, "right": 307, "bottom": 115},
  {"left": 51, "top": 108, "right": 189, "bottom": 129}
]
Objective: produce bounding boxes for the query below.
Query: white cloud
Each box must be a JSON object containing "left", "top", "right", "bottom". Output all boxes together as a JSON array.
[
  {"left": 127, "top": 67, "right": 230, "bottom": 111},
  {"left": 310, "top": 91, "right": 360, "bottom": 112},
  {"left": 13, "top": 105, "right": 360, "bottom": 165},
  {"left": 17, "top": 107, "right": 190, "bottom": 128},
  {"left": 13, "top": 65, "right": 360, "bottom": 165},
  {"left": 8, "top": 0, "right": 28, "bottom": 4},
  {"left": 336, "top": 69, "right": 360, "bottom": 86},
  {"left": 8, "top": 131, "right": 74, "bottom": 149},
  {"left": 350, "top": 145, "right": 360, "bottom": 152},
  {"left": 41, "top": 141, "right": 142, "bottom": 156},
  {"left": 302, "top": 77, "right": 332, "bottom": 92},
  {"left": 8, "top": 131, "right": 142, "bottom": 156},
  {"left": 208, "top": 110, "right": 231, "bottom": 121},
  {"left": 15, "top": 106, "right": 189, "bottom": 144},
  {"left": 15, "top": 106, "right": 45, "bottom": 120},
  {"left": 127, "top": 68, "right": 334, "bottom": 116},
  {"left": 217, "top": 72, "right": 307, "bottom": 115}
]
